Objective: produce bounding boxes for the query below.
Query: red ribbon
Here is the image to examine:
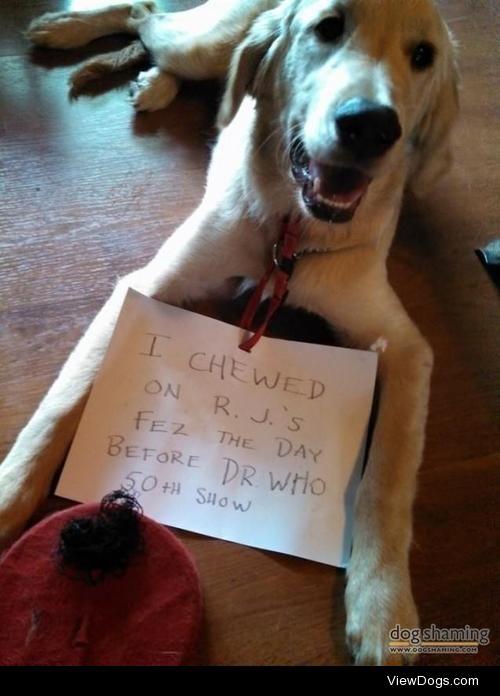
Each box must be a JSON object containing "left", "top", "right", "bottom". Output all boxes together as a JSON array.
[{"left": 239, "top": 217, "right": 301, "bottom": 352}]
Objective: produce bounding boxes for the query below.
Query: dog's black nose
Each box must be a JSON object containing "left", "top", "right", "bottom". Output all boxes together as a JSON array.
[{"left": 335, "top": 98, "right": 402, "bottom": 159}]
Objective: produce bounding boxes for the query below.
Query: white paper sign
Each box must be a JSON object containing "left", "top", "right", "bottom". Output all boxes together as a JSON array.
[{"left": 57, "top": 289, "right": 377, "bottom": 567}]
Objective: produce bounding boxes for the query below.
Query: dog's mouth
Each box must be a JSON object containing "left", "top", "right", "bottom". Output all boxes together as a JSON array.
[{"left": 290, "top": 140, "right": 372, "bottom": 223}]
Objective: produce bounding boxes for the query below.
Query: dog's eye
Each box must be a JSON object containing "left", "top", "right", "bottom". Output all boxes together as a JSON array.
[
  {"left": 314, "top": 14, "right": 345, "bottom": 43},
  {"left": 411, "top": 42, "right": 435, "bottom": 71}
]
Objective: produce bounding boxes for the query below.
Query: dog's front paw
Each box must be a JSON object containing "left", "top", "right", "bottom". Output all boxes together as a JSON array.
[
  {"left": 345, "top": 563, "right": 419, "bottom": 666},
  {"left": 129, "top": 68, "right": 179, "bottom": 112},
  {"left": 26, "top": 12, "right": 98, "bottom": 49}
]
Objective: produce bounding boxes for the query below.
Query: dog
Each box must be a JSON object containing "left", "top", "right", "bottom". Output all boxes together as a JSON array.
[{"left": 0, "top": 0, "right": 458, "bottom": 665}]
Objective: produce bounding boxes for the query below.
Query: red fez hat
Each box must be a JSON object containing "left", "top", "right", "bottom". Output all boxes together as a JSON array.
[{"left": 0, "top": 491, "right": 202, "bottom": 666}]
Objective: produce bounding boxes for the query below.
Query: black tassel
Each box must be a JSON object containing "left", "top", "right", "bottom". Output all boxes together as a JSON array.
[{"left": 56, "top": 491, "right": 144, "bottom": 584}]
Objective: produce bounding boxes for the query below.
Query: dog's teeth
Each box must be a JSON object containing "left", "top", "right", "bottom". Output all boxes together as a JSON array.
[
  {"left": 331, "top": 198, "right": 354, "bottom": 209},
  {"left": 313, "top": 177, "right": 321, "bottom": 194},
  {"left": 315, "top": 192, "right": 355, "bottom": 209}
]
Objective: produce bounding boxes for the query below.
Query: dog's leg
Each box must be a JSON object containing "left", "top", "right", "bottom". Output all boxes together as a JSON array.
[
  {"left": 0, "top": 204, "right": 259, "bottom": 547},
  {"left": 292, "top": 267, "right": 433, "bottom": 665},
  {"left": 129, "top": 66, "right": 180, "bottom": 111},
  {"left": 136, "top": 0, "right": 275, "bottom": 80},
  {"left": 27, "top": 1, "right": 271, "bottom": 111},
  {"left": 69, "top": 40, "right": 150, "bottom": 98},
  {"left": 27, "top": 2, "right": 157, "bottom": 50},
  {"left": 26, "top": 1, "right": 272, "bottom": 64}
]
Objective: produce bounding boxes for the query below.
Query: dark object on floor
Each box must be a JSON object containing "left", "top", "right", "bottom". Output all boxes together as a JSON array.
[
  {"left": 476, "top": 239, "right": 500, "bottom": 288},
  {"left": 476, "top": 239, "right": 500, "bottom": 266}
]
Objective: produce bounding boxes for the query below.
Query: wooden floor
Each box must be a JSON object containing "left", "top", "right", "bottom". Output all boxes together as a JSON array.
[{"left": 0, "top": 0, "right": 499, "bottom": 667}]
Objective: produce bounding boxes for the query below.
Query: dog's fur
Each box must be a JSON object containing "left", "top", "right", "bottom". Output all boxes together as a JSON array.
[{"left": 1, "top": 0, "right": 459, "bottom": 665}]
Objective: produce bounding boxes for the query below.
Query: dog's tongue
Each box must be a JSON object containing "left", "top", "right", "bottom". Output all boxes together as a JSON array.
[{"left": 310, "top": 161, "right": 371, "bottom": 205}]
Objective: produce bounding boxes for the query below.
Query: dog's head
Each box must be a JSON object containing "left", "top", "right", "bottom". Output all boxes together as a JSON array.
[{"left": 219, "top": 0, "right": 459, "bottom": 224}]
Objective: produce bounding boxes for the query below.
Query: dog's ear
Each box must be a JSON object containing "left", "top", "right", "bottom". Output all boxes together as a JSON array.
[
  {"left": 217, "top": 8, "right": 282, "bottom": 129},
  {"left": 409, "top": 30, "right": 460, "bottom": 197}
]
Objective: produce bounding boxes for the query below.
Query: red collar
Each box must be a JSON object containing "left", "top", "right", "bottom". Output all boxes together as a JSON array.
[{"left": 239, "top": 216, "right": 301, "bottom": 352}]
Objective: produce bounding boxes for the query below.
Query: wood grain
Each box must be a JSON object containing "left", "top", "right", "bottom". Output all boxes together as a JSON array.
[{"left": 0, "top": 0, "right": 498, "bottom": 666}]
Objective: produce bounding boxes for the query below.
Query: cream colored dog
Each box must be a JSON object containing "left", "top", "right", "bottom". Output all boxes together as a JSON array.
[{"left": 2, "top": 0, "right": 458, "bottom": 665}]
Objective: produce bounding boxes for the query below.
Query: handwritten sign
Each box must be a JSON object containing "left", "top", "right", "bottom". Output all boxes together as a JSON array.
[{"left": 57, "top": 289, "right": 377, "bottom": 567}]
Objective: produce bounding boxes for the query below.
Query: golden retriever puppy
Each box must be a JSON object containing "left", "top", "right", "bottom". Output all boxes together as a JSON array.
[{"left": 2, "top": 0, "right": 458, "bottom": 665}]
